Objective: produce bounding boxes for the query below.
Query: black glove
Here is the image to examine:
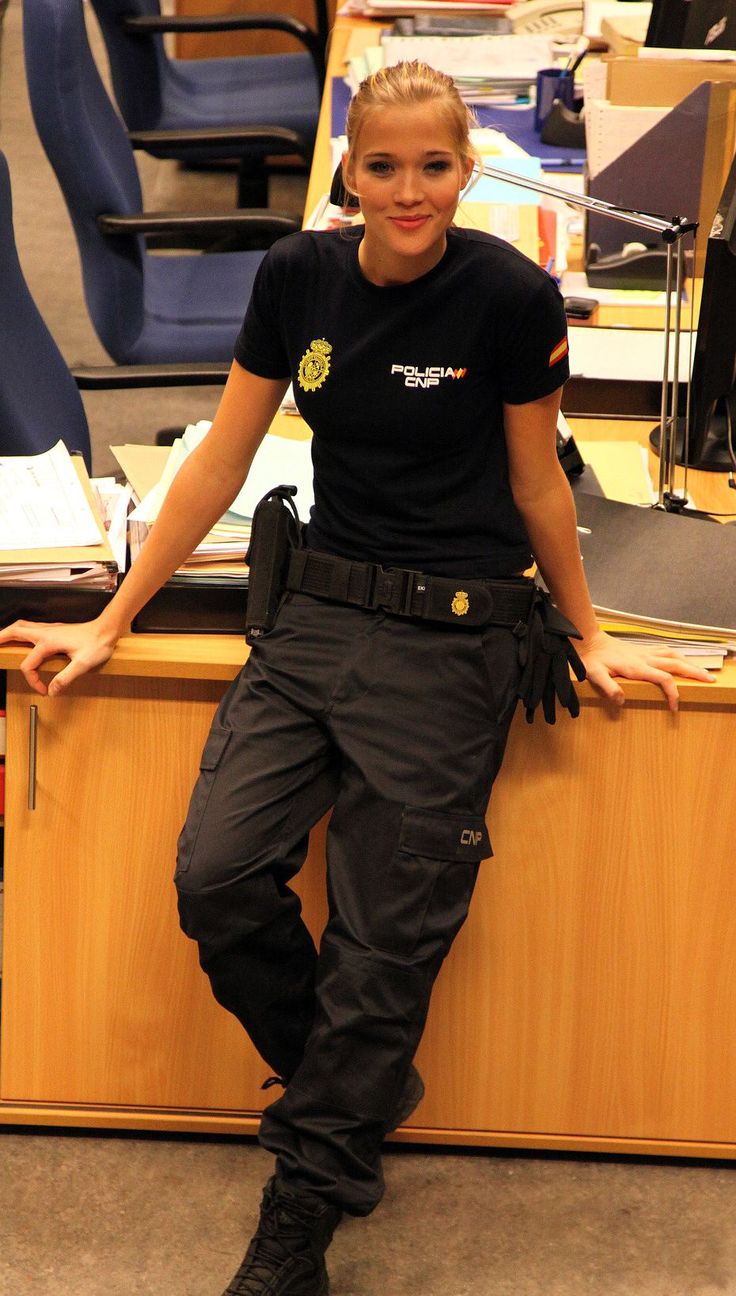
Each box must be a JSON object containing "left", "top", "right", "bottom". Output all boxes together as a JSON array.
[{"left": 515, "top": 589, "right": 587, "bottom": 724}]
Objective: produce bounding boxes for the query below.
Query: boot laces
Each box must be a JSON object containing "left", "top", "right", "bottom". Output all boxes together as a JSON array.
[{"left": 225, "top": 1179, "right": 326, "bottom": 1295}]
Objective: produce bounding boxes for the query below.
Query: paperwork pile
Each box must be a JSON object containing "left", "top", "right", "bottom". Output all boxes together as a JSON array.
[
  {"left": 346, "top": 34, "right": 557, "bottom": 102},
  {"left": 0, "top": 440, "right": 123, "bottom": 590},
  {"left": 121, "top": 421, "right": 314, "bottom": 582}
]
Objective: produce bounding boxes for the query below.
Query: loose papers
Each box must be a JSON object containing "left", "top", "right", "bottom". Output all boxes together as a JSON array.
[
  {"left": 0, "top": 440, "right": 102, "bottom": 550},
  {"left": 0, "top": 441, "right": 119, "bottom": 590}
]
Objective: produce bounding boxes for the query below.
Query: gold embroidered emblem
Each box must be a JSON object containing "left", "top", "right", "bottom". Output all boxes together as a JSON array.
[
  {"left": 451, "top": 590, "right": 470, "bottom": 617},
  {"left": 298, "top": 338, "right": 332, "bottom": 392}
]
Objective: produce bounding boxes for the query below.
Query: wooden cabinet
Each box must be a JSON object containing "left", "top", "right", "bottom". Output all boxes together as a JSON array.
[
  {"left": 0, "top": 660, "right": 326, "bottom": 1123},
  {"left": 2, "top": 645, "right": 736, "bottom": 1157}
]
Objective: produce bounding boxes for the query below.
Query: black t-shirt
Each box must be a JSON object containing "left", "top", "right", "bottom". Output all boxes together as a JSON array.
[{"left": 234, "top": 226, "right": 569, "bottom": 578}]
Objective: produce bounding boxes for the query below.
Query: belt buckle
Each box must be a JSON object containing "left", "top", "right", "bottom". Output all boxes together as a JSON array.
[{"left": 380, "top": 567, "right": 425, "bottom": 616}]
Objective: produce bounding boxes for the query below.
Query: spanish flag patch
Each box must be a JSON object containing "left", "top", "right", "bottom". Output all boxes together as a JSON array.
[{"left": 549, "top": 337, "right": 568, "bottom": 367}]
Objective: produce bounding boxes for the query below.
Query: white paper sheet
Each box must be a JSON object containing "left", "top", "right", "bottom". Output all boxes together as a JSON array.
[{"left": 0, "top": 440, "right": 102, "bottom": 550}]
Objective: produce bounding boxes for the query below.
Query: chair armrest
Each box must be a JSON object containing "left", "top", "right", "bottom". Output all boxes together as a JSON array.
[
  {"left": 97, "top": 208, "right": 300, "bottom": 250},
  {"left": 72, "top": 363, "right": 230, "bottom": 390},
  {"left": 122, "top": 12, "right": 325, "bottom": 85},
  {"left": 128, "top": 124, "right": 312, "bottom": 163}
]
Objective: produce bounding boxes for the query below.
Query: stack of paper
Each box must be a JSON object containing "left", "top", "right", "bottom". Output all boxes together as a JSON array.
[
  {"left": 596, "top": 616, "right": 735, "bottom": 669},
  {"left": 0, "top": 441, "right": 120, "bottom": 590},
  {"left": 339, "top": 0, "right": 514, "bottom": 17},
  {"left": 121, "top": 421, "right": 315, "bottom": 583},
  {"left": 347, "top": 34, "right": 556, "bottom": 102}
]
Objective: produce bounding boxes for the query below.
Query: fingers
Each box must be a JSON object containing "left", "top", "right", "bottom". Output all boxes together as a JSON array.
[
  {"left": 646, "top": 651, "right": 715, "bottom": 682},
  {"left": 584, "top": 661, "right": 626, "bottom": 708},
  {"left": 47, "top": 658, "right": 90, "bottom": 698},
  {"left": 0, "top": 622, "right": 70, "bottom": 696}
]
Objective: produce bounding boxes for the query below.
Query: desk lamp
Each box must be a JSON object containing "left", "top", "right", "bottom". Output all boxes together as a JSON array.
[{"left": 471, "top": 160, "right": 698, "bottom": 513}]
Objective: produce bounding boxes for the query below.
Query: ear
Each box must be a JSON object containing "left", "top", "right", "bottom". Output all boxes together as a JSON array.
[
  {"left": 341, "top": 149, "right": 355, "bottom": 196},
  {"left": 460, "top": 156, "right": 474, "bottom": 191}
]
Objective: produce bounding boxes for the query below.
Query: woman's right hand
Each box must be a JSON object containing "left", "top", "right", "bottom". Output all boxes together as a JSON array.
[{"left": 0, "top": 618, "right": 119, "bottom": 697}]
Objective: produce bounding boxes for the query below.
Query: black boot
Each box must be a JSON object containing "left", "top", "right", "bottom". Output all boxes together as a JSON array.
[
  {"left": 223, "top": 1175, "right": 342, "bottom": 1296},
  {"left": 387, "top": 1064, "right": 425, "bottom": 1132}
]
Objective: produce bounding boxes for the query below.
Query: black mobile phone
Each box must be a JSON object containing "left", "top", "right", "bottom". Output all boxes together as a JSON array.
[{"left": 564, "top": 296, "right": 598, "bottom": 320}]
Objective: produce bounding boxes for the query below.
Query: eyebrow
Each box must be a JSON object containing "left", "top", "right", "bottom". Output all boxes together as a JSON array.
[{"left": 362, "top": 149, "right": 455, "bottom": 159}]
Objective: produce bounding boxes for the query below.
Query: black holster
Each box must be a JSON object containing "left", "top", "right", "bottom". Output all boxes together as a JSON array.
[
  {"left": 244, "top": 485, "right": 302, "bottom": 645},
  {"left": 514, "top": 587, "right": 587, "bottom": 724}
]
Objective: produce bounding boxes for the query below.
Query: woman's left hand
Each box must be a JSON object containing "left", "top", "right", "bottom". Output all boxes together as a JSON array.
[{"left": 579, "top": 630, "right": 715, "bottom": 712}]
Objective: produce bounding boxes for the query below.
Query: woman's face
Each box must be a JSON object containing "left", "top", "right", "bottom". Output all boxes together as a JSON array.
[{"left": 344, "top": 102, "right": 473, "bottom": 286}]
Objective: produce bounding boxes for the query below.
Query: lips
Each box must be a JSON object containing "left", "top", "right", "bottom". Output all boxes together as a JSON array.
[{"left": 389, "top": 215, "right": 430, "bottom": 230}]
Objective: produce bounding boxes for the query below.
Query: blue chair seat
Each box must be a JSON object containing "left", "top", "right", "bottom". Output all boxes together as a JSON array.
[
  {"left": 136, "top": 250, "right": 262, "bottom": 364},
  {"left": 157, "top": 53, "right": 320, "bottom": 152}
]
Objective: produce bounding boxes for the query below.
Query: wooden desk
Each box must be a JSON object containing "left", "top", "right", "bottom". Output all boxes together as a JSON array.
[
  {"left": 2, "top": 19, "right": 735, "bottom": 1157},
  {"left": 2, "top": 637, "right": 736, "bottom": 1156}
]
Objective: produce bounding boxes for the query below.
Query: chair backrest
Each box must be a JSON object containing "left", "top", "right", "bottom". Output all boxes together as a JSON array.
[
  {"left": 0, "top": 150, "right": 92, "bottom": 470},
  {"left": 88, "top": 0, "right": 166, "bottom": 132},
  {"left": 22, "top": 0, "right": 146, "bottom": 359}
]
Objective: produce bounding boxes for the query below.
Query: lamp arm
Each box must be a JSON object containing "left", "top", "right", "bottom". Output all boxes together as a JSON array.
[
  {"left": 475, "top": 161, "right": 697, "bottom": 242},
  {"left": 473, "top": 161, "right": 698, "bottom": 509}
]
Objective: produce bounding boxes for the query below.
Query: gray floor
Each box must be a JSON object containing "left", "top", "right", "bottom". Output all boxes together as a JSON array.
[{"left": 2, "top": 4, "right": 736, "bottom": 1294}]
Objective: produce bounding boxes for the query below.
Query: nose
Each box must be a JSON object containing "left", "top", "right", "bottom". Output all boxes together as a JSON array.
[{"left": 394, "top": 168, "right": 423, "bottom": 206}]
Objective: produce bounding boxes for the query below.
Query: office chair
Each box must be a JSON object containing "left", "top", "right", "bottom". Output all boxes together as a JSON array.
[
  {"left": 0, "top": 146, "right": 235, "bottom": 477},
  {"left": 22, "top": 0, "right": 300, "bottom": 367},
  {"left": 0, "top": 149, "right": 93, "bottom": 472},
  {"left": 88, "top": 0, "right": 325, "bottom": 207}
]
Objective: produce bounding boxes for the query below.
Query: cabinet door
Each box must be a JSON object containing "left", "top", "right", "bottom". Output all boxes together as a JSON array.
[{"left": 0, "top": 672, "right": 327, "bottom": 1111}]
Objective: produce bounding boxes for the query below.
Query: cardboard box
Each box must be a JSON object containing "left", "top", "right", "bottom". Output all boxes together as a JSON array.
[{"left": 607, "top": 55, "right": 736, "bottom": 105}]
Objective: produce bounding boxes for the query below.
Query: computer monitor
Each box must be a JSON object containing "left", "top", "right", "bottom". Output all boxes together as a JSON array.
[
  {"left": 644, "top": 0, "right": 736, "bottom": 47},
  {"left": 650, "top": 152, "right": 736, "bottom": 472},
  {"left": 644, "top": 0, "right": 690, "bottom": 47},
  {"left": 682, "top": 0, "right": 736, "bottom": 48}
]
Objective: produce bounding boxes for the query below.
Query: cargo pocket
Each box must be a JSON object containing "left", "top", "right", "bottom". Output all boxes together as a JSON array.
[
  {"left": 380, "top": 806, "right": 491, "bottom": 960},
  {"left": 175, "top": 725, "right": 232, "bottom": 880}
]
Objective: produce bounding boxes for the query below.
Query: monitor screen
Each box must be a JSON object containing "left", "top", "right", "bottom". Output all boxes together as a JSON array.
[
  {"left": 644, "top": 0, "right": 691, "bottom": 46},
  {"left": 683, "top": 0, "right": 736, "bottom": 48},
  {"left": 645, "top": 0, "right": 736, "bottom": 46}
]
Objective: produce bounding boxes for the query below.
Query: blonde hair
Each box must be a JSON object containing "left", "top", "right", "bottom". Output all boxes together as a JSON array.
[{"left": 343, "top": 61, "right": 480, "bottom": 197}]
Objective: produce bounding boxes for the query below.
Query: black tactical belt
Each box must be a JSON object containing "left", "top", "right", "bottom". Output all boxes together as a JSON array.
[{"left": 285, "top": 547, "right": 536, "bottom": 629}]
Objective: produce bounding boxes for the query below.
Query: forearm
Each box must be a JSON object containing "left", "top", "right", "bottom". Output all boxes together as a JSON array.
[{"left": 514, "top": 463, "right": 600, "bottom": 647}]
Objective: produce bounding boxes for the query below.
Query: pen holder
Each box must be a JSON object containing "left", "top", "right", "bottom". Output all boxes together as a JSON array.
[
  {"left": 534, "top": 68, "right": 577, "bottom": 133},
  {"left": 540, "top": 98, "right": 586, "bottom": 148}
]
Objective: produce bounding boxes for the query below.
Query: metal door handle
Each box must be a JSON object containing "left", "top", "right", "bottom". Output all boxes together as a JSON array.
[{"left": 28, "top": 704, "right": 38, "bottom": 811}]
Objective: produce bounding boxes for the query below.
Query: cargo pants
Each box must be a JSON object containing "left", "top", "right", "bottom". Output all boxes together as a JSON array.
[{"left": 175, "top": 591, "right": 521, "bottom": 1216}]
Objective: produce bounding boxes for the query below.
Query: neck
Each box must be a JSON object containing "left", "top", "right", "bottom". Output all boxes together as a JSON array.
[{"left": 357, "top": 232, "right": 448, "bottom": 287}]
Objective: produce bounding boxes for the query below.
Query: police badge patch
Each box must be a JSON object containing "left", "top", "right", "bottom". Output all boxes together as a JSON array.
[
  {"left": 451, "top": 590, "right": 470, "bottom": 617},
  {"left": 298, "top": 338, "right": 332, "bottom": 392}
]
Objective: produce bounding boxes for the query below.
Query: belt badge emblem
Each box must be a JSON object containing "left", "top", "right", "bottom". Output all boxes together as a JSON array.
[
  {"left": 451, "top": 590, "right": 469, "bottom": 617},
  {"left": 298, "top": 338, "right": 332, "bottom": 392}
]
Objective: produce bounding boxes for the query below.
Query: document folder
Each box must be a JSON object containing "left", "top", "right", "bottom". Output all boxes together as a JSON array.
[{"left": 574, "top": 493, "right": 736, "bottom": 634}]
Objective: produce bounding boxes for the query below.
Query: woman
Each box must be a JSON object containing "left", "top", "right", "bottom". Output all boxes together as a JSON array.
[{"left": 0, "top": 62, "right": 711, "bottom": 1296}]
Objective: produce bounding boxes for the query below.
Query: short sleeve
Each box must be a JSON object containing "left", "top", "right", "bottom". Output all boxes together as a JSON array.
[
  {"left": 498, "top": 275, "right": 570, "bottom": 405},
  {"left": 233, "top": 245, "right": 292, "bottom": 379}
]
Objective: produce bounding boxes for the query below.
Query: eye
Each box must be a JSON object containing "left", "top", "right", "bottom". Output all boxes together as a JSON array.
[
  {"left": 426, "top": 160, "right": 452, "bottom": 174},
  {"left": 366, "top": 160, "right": 393, "bottom": 175}
]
